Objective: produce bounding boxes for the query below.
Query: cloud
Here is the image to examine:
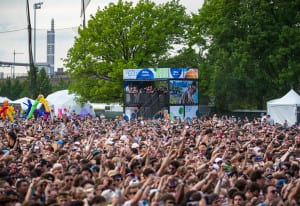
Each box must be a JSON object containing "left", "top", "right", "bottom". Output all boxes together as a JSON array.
[{"left": 0, "top": 0, "right": 203, "bottom": 73}]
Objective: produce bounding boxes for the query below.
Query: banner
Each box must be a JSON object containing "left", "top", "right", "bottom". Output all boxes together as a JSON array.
[
  {"left": 185, "top": 106, "right": 199, "bottom": 119},
  {"left": 123, "top": 68, "right": 198, "bottom": 80},
  {"left": 170, "top": 106, "right": 184, "bottom": 120}
]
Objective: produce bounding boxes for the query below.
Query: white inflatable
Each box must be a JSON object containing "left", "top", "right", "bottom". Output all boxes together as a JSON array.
[{"left": 46, "top": 90, "right": 95, "bottom": 117}]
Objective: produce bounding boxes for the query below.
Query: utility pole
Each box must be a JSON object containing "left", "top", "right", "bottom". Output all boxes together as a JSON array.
[
  {"left": 13, "top": 49, "right": 24, "bottom": 79},
  {"left": 34, "top": 2, "right": 43, "bottom": 64}
]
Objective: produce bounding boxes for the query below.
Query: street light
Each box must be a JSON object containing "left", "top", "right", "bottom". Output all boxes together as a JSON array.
[
  {"left": 34, "top": 2, "right": 43, "bottom": 64},
  {"left": 12, "top": 49, "right": 24, "bottom": 79}
]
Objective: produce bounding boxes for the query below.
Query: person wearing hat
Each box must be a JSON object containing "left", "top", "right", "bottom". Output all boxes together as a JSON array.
[
  {"left": 39, "top": 159, "right": 52, "bottom": 174},
  {"left": 67, "top": 163, "right": 80, "bottom": 176},
  {"left": 52, "top": 163, "right": 64, "bottom": 180},
  {"left": 107, "top": 170, "right": 124, "bottom": 203},
  {"left": 108, "top": 170, "right": 123, "bottom": 189},
  {"left": 123, "top": 176, "right": 153, "bottom": 206}
]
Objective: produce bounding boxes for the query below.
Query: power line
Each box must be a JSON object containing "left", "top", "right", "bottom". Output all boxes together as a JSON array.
[
  {"left": 0, "top": 26, "right": 79, "bottom": 34},
  {"left": 0, "top": 28, "right": 27, "bottom": 34}
]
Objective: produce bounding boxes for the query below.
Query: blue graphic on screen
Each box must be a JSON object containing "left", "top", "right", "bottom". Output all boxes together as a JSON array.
[
  {"left": 136, "top": 69, "right": 154, "bottom": 80},
  {"left": 170, "top": 68, "right": 183, "bottom": 78}
]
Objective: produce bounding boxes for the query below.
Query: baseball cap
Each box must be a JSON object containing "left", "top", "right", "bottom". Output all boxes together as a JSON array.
[
  {"left": 108, "top": 170, "right": 121, "bottom": 177},
  {"left": 120, "top": 135, "right": 128, "bottom": 141},
  {"left": 129, "top": 178, "right": 140, "bottom": 186},
  {"left": 131, "top": 143, "right": 139, "bottom": 149},
  {"left": 215, "top": 157, "right": 223, "bottom": 163},
  {"left": 57, "top": 140, "right": 64, "bottom": 145},
  {"left": 39, "top": 159, "right": 51, "bottom": 167},
  {"left": 254, "top": 155, "right": 263, "bottom": 162}
]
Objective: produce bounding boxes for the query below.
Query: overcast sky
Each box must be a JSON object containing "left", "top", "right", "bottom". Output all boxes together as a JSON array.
[{"left": 0, "top": 0, "right": 203, "bottom": 75}]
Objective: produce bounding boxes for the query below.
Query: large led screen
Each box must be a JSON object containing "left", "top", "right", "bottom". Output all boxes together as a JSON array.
[{"left": 169, "top": 80, "right": 198, "bottom": 105}]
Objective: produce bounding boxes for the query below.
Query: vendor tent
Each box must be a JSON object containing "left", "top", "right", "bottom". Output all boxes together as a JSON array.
[
  {"left": 0, "top": 97, "right": 12, "bottom": 103},
  {"left": 267, "top": 89, "right": 300, "bottom": 126},
  {"left": 11, "top": 97, "right": 34, "bottom": 110},
  {"left": 46, "top": 90, "right": 95, "bottom": 116}
]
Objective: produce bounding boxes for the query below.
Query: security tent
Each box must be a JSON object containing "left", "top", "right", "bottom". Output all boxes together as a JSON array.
[
  {"left": 267, "top": 89, "right": 300, "bottom": 126},
  {"left": 46, "top": 90, "right": 95, "bottom": 117}
]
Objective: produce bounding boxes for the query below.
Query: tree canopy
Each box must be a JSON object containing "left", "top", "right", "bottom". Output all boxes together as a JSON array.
[
  {"left": 65, "top": 0, "right": 190, "bottom": 103},
  {"left": 0, "top": 68, "right": 68, "bottom": 100},
  {"left": 65, "top": 0, "right": 300, "bottom": 111},
  {"left": 191, "top": 0, "right": 300, "bottom": 110}
]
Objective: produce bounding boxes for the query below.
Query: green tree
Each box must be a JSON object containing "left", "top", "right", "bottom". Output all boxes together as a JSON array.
[
  {"left": 11, "top": 79, "right": 23, "bottom": 100},
  {"left": 157, "top": 48, "right": 201, "bottom": 68},
  {"left": 65, "top": 0, "right": 190, "bottom": 103},
  {"left": 28, "top": 66, "right": 38, "bottom": 98},
  {"left": 19, "top": 80, "right": 31, "bottom": 98},
  {"left": 0, "top": 78, "right": 13, "bottom": 99},
  {"left": 191, "top": 0, "right": 300, "bottom": 110},
  {"left": 52, "top": 78, "right": 70, "bottom": 91},
  {"left": 36, "top": 68, "right": 52, "bottom": 97}
]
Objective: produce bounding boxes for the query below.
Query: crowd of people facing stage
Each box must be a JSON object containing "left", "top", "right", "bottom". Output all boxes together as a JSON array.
[
  {"left": 125, "top": 85, "right": 169, "bottom": 95},
  {"left": 125, "top": 85, "right": 169, "bottom": 105},
  {"left": 0, "top": 114, "right": 300, "bottom": 206}
]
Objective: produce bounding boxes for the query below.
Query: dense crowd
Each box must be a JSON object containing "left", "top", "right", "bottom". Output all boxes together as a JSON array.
[{"left": 0, "top": 114, "right": 300, "bottom": 206}]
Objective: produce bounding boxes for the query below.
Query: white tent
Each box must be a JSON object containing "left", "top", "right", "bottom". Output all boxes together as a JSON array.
[
  {"left": 11, "top": 97, "right": 34, "bottom": 110},
  {"left": 267, "top": 89, "right": 300, "bottom": 126},
  {"left": 0, "top": 97, "right": 12, "bottom": 103},
  {"left": 46, "top": 90, "right": 95, "bottom": 116}
]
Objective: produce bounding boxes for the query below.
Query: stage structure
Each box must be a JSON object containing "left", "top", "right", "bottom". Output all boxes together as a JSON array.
[{"left": 123, "top": 68, "right": 199, "bottom": 120}]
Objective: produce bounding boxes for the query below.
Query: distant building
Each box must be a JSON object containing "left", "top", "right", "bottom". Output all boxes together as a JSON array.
[
  {"left": 46, "top": 18, "right": 55, "bottom": 76},
  {"left": 56, "top": 67, "right": 64, "bottom": 75}
]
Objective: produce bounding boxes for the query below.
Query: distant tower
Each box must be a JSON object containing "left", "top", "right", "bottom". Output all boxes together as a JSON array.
[{"left": 47, "top": 18, "right": 55, "bottom": 76}]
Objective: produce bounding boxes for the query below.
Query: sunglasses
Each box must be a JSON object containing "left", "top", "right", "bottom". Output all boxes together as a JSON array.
[
  {"left": 128, "top": 191, "right": 138, "bottom": 195},
  {"left": 266, "top": 168, "right": 273, "bottom": 173},
  {"left": 39, "top": 183, "right": 47, "bottom": 188},
  {"left": 270, "top": 190, "right": 278, "bottom": 194},
  {"left": 165, "top": 200, "right": 176, "bottom": 205},
  {"left": 168, "top": 185, "right": 177, "bottom": 189},
  {"left": 65, "top": 179, "right": 73, "bottom": 183},
  {"left": 114, "top": 178, "right": 122, "bottom": 182}
]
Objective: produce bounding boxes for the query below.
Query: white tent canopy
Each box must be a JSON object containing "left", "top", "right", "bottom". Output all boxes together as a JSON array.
[
  {"left": 267, "top": 89, "right": 300, "bottom": 126},
  {"left": 0, "top": 97, "right": 12, "bottom": 103},
  {"left": 46, "top": 90, "right": 95, "bottom": 116},
  {"left": 11, "top": 97, "right": 34, "bottom": 110}
]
